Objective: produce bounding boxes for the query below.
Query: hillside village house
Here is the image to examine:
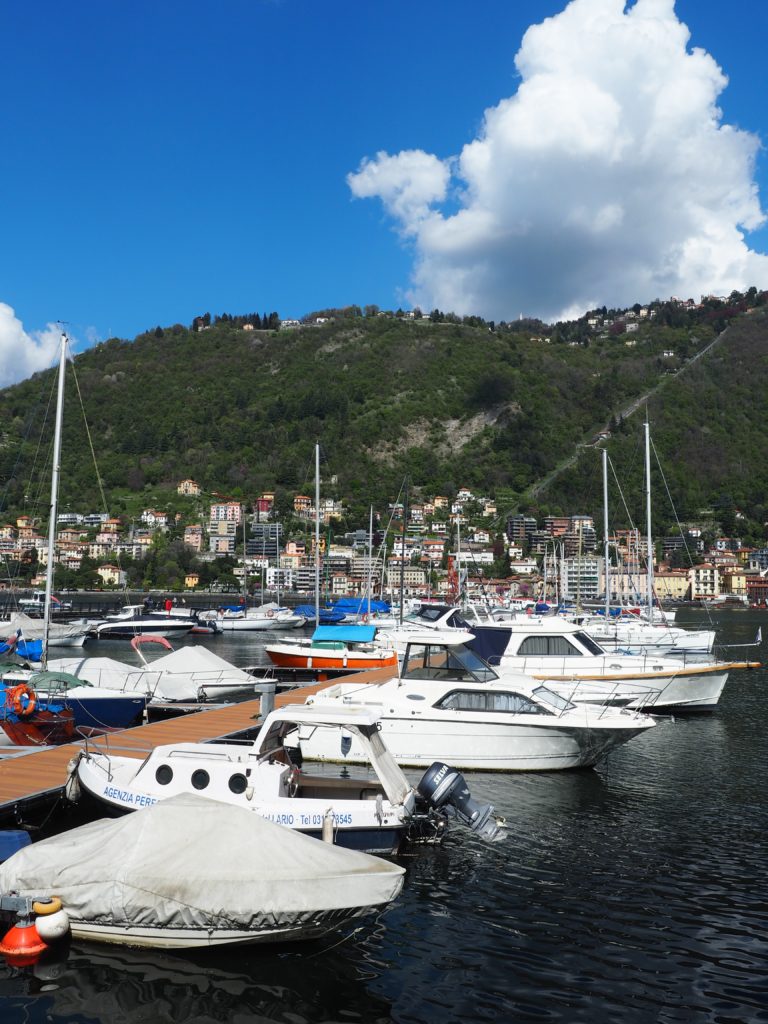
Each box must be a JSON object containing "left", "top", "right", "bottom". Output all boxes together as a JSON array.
[
  {"left": 720, "top": 567, "right": 747, "bottom": 598},
  {"left": 185, "top": 572, "right": 200, "bottom": 589},
  {"left": 689, "top": 564, "right": 719, "bottom": 600},
  {"left": 652, "top": 570, "right": 691, "bottom": 602},
  {"left": 97, "top": 564, "right": 127, "bottom": 588},
  {"left": 209, "top": 501, "right": 242, "bottom": 524},
  {"left": 177, "top": 479, "right": 201, "bottom": 497},
  {"left": 141, "top": 509, "right": 169, "bottom": 529},
  {"left": 184, "top": 525, "right": 204, "bottom": 551},
  {"left": 293, "top": 495, "right": 312, "bottom": 518}
]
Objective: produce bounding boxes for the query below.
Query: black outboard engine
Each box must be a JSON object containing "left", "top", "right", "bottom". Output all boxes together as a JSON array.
[{"left": 416, "top": 762, "right": 501, "bottom": 841}]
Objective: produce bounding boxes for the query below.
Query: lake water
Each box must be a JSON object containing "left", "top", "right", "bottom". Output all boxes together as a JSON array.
[{"left": 1, "top": 608, "right": 767, "bottom": 1023}]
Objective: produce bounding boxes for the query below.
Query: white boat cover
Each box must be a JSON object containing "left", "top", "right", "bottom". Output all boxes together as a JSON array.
[
  {"left": 0, "top": 794, "right": 405, "bottom": 944},
  {"left": 47, "top": 647, "right": 255, "bottom": 701},
  {"left": 1, "top": 613, "right": 88, "bottom": 643}
]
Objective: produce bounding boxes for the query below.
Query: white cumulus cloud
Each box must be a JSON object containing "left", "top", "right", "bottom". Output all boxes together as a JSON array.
[
  {"left": 347, "top": 0, "right": 768, "bottom": 322},
  {"left": 0, "top": 304, "right": 66, "bottom": 388}
]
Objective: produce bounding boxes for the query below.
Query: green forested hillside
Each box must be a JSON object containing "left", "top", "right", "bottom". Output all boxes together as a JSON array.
[{"left": 1, "top": 299, "right": 766, "bottom": 539}]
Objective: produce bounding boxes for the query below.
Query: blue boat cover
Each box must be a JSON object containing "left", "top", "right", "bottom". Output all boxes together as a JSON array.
[
  {"left": 333, "top": 598, "right": 391, "bottom": 614},
  {"left": 0, "top": 638, "right": 43, "bottom": 660},
  {"left": 311, "top": 625, "right": 377, "bottom": 643},
  {"left": 294, "top": 606, "right": 346, "bottom": 624}
]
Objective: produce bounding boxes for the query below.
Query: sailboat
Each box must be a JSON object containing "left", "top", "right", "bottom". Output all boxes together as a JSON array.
[
  {"left": 4, "top": 333, "right": 146, "bottom": 733},
  {"left": 566, "top": 428, "right": 716, "bottom": 655},
  {"left": 265, "top": 444, "right": 397, "bottom": 675}
]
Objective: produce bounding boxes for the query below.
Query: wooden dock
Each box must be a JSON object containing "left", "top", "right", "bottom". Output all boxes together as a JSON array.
[{"left": 0, "top": 668, "right": 390, "bottom": 826}]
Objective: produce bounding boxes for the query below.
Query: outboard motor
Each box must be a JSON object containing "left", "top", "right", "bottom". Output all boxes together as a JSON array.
[{"left": 416, "top": 761, "right": 501, "bottom": 841}]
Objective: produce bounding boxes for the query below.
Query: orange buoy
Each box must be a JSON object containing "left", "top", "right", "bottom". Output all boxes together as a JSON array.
[{"left": 0, "top": 919, "right": 48, "bottom": 966}]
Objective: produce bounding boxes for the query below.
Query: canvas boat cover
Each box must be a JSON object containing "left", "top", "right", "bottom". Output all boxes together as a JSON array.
[
  {"left": 47, "top": 647, "right": 254, "bottom": 701},
  {"left": 0, "top": 794, "right": 404, "bottom": 939}
]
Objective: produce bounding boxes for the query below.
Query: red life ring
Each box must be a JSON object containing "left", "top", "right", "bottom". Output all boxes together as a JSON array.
[
  {"left": 267, "top": 609, "right": 274, "bottom": 618},
  {"left": 8, "top": 684, "right": 37, "bottom": 718}
]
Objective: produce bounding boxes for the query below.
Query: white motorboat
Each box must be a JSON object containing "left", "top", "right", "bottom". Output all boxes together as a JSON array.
[
  {"left": 71, "top": 703, "right": 501, "bottom": 852},
  {"left": 299, "top": 630, "right": 657, "bottom": 771},
  {"left": 48, "top": 635, "right": 259, "bottom": 702},
  {"left": 0, "top": 793, "right": 406, "bottom": 949},
  {"left": 565, "top": 611, "right": 716, "bottom": 656},
  {"left": 199, "top": 603, "right": 305, "bottom": 632},
  {"left": 88, "top": 605, "right": 197, "bottom": 640},
  {"left": 467, "top": 615, "right": 757, "bottom": 712}
]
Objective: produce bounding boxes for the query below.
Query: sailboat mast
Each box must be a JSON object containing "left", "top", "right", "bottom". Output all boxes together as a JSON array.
[
  {"left": 366, "top": 505, "right": 373, "bottom": 619},
  {"left": 314, "top": 443, "right": 320, "bottom": 629},
  {"left": 399, "top": 477, "right": 408, "bottom": 626},
  {"left": 603, "top": 447, "right": 610, "bottom": 619},
  {"left": 644, "top": 419, "right": 654, "bottom": 618},
  {"left": 42, "top": 332, "right": 67, "bottom": 668}
]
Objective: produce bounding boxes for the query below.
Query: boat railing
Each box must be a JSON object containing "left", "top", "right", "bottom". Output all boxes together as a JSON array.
[{"left": 541, "top": 676, "right": 663, "bottom": 717}]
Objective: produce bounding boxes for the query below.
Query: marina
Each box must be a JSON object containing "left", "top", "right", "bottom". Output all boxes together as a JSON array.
[{"left": 0, "top": 608, "right": 766, "bottom": 1021}]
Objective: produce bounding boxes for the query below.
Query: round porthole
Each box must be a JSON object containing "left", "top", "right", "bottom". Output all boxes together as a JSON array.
[
  {"left": 191, "top": 769, "right": 210, "bottom": 790},
  {"left": 228, "top": 773, "right": 247, "bottom": 794},
  {"left": 155, "top": 764, "right": 173, "bottom": 786}
]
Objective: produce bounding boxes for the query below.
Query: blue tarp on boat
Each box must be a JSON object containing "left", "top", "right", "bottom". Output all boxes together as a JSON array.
[
  {"left": 311, "top": 625, "right": 377, "bottom": 643},
  {"left": 333, "top": 598, "right": 391, "bottom": 615},
  {"left": 294, "top": 606, "right": 347, "bottom": 624},
  {"left": 0, "top": 637, "right": 43, "bottom": 660}
]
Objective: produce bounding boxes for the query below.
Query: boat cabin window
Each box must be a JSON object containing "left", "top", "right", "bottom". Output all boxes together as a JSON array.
[
  {"left": 573, "top": 631, "right": 606, "bottom": 655},
  {"left": 228, "top": 773, "right": 247, "bottom": 794},
  {"left": 191, "top": 769, "right": 210, "bottom": 790},
  {"left": 517, "top": 636, "right": 581, "bottom": 656},
  {"left": 436, "top": 690, "right": 551, "bottom": 715},
  {"left": 155, "top": 765, "right": 173, "bottom": 785},
  {"left": 402, "top": 643, "right": 498, "bottom": 683}
]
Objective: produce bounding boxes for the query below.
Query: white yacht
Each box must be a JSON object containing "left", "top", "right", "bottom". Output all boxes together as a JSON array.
[
  {"left": 88, "top": 605, "right": 197, "bottom": 640},
  {"left": 467, "top": 615, "right": 756, "bottom": 711},
  {"left": 300, "top": 630, "right": 657, "bottom": 771}
]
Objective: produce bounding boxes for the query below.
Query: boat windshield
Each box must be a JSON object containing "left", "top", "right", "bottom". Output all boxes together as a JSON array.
[
  {"left": 531, "top": 685, "right": 577, "bottom": 712},
  {"left": 573, "top": 631, "right": 607, "bottom": 656},
  {"left": 401, "top": 643, "right": 498, "bottom": 683}
]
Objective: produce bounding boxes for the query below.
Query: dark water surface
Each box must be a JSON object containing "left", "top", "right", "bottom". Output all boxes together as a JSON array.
[{"left": 1, "top": 608, "right": 767, "bottom": 1023}]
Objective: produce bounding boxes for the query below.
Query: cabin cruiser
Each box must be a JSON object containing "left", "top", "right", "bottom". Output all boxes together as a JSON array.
[
  {"left": 70, "top": 703, "right": 501, "bottom": 852},
  {"left": 88, "top": 605, "right": 197, "bottom": 640},
  {"left": 466, "top": 615, "right": 756, "bottom": 712},
  {"left": 299, "top": 630, "right": 657, "bottom": 771}
]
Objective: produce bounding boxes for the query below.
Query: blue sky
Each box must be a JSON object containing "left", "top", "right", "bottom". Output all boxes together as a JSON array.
[{"left": 1, "top": 0, "right": 767, "bottom": 382}]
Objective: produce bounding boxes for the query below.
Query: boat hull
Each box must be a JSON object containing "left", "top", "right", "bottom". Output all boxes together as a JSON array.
[
  {"left": 299, "top": 715, "right": 650, "bottom": 771},
  {"left": 267, "top": 650, "right": 397, "bottom": 671}
]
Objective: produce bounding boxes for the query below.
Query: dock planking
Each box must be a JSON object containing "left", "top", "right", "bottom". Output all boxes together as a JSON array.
[{"left": 0, "top": 667, "right": 391, "bottom": 824}]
